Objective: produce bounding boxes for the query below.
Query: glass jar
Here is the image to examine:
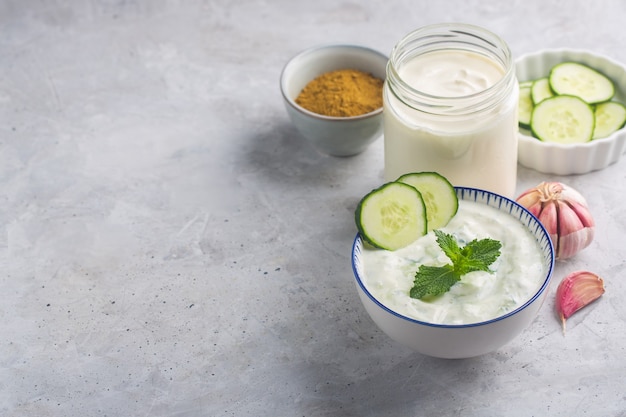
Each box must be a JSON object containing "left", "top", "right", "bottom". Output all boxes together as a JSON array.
[{"left": 383, "top": 23, "right": 519, "bottom": 197}]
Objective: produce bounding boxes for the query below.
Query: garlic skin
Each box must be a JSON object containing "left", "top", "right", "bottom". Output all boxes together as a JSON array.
[
  {"left": 516, "top": 182, "right": 594, "bottom": 260},
  {"left": 555, "top": 271, "right": 605, "bottom": 333}
]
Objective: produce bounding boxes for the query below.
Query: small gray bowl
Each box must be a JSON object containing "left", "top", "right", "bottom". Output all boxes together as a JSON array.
[{"left": 280, "top": 44, "right": 387, "bottom": 156}]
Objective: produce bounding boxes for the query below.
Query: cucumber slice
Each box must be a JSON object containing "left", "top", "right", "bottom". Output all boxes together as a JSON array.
[
  {"left": 519, "top": 80, "right": 533, "bottom": 89},
  {"left": 549, "top": 62, "right": 615, "bottom": 104},
  {"left": 531, "top": 78, "right": 554, "bottom": 104},
  {"left": 593, "top": 101, "right": 626, "bottom": 139},
  {"left": 396, "top": 172, "right": 458, "bottom": 231},
  {"left": 518, "top": 85, "right": 533, "bottom": 128},
  {"left": 355, "top": 182, "right": 427, "bottom": 250},
  {"left": 531, "top": 95, "right": 595, "bottom": 144}
]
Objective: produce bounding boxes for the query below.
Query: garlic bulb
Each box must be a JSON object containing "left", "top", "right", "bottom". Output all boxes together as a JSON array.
[
  {"left": 555, "top": 271, "right": 605, "bottom": 333},
  {"left": 516, "top": 182, "right": 594, "bottom": 260}
]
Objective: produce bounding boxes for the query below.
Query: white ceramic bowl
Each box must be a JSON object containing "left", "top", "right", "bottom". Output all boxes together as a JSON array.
[
  {"left": 351, "top": 187, "right": 555, "bottom": 359},
  {"left": 280, "top": 45, "right": 387, "bottom": 156},
  {"left": 516, "top": 49, "right": 626, "bottom": 175}
]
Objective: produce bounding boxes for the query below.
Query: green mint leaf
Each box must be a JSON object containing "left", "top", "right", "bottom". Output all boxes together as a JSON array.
[
  {"left": 433, "top": 229, "right": 463, "bottom": 264},
  {"left": 456, "top": 238, "right": 502, "bottom": 275},
  {"left": 410, "top": 231, "right": 502, "bottom": 300},
  {"left": 410, "top": 264, "right": 460, "bottom": 299}
]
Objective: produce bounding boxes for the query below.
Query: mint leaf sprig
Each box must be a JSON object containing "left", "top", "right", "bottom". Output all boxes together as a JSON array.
[{"left": 409, "top": 230, "right": 502, "bottom": 299}]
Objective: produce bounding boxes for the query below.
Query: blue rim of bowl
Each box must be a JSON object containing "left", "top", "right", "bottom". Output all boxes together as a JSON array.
[
  {"left": 351, "top": 186, "right": 555, "bottom": 329},
  {"left": 279, "top": 44, "right": 387, "bottom": 121}
]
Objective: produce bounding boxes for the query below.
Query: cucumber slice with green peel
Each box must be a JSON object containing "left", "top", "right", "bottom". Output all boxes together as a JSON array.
[
  {"left": 355, "top": 182, "right": 427, "bottom": 250},
  {"left": 549, "top": 62, "right": 615, "bottom": 104},
  {"left": 531, "top": 78, "right": 554, "bottom": 104},
  {"left": 531, "top": 95, "right": 595, "bottom": 144},
  {"left": 518, "top": 85, "right": 533, "bottom": 128},
  {"left": 396, "top": 172, "right": 458, "bottom": 231},
  {"left": 519, "top": 80, "right": 533, "bottom": 89},
  {"left": 593, "top": 101, "right": 626, "bottom": 139}
]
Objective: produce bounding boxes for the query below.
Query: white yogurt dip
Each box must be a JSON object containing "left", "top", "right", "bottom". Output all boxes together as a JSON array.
[
  {"left": 360, "top": 200, "right": 546, "bottom": 325},
  {"left": 398, "top": 50, "right": 504, "bottom": 98}
]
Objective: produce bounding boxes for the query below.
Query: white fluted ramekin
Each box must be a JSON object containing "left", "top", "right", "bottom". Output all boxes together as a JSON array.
[{"left": 516, "top": 49, "right": 626, "bottom": 175}]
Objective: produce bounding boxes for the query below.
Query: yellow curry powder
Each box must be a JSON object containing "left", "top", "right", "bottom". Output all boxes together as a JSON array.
[{"left": 295, "top": 69, "right": 383, "bottom": 117}]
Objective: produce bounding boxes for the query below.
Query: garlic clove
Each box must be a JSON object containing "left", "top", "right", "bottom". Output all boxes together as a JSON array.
[
  {"left": 537, "top": 197, "right": 558, "bottom": 242},
  {"left": 565, "top": 198, "right": 595, "bottom": 228},
  {"left": 555, "top": 271, "right": 605, "bottom": 334},
  {"left": 516, "top": 188, "right": 543, "bottom": 217},
  {"left": 555, "top": 200, "right": 595, "bottom": 260},
  {"left": 521, "top": 197, "right": 544, "bottom": 219}
]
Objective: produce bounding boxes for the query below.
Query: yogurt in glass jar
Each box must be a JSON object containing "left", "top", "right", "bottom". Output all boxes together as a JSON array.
[{"left": 383, "top": 23, "right": 519, "bottom": 197}]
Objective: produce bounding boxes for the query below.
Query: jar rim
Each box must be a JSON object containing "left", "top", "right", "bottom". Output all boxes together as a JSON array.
[{"left": 386, "top": 23, "right": 515, "bottom": 114}]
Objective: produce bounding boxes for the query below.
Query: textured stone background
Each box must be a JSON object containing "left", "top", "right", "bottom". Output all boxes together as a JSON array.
[{"left": 1, "top": 1, "right": 625, "bottom": 416}]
